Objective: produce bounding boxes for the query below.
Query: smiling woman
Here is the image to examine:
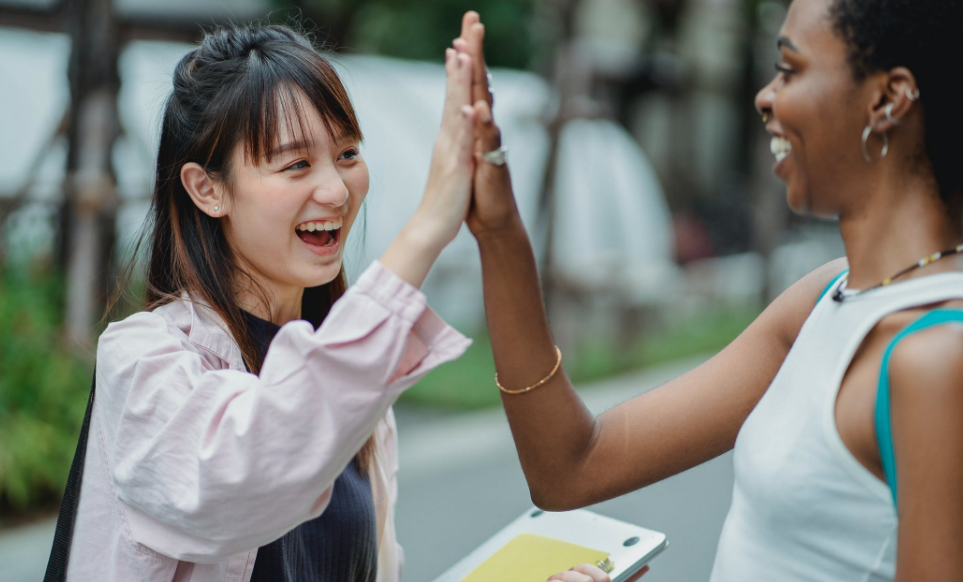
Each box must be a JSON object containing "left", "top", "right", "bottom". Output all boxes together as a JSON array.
[
  {"left": 51, "top": 22, "right": 478, "bottom": 582},
  {"left": 455, "top": 1, "right": 963, "bottom": 581}
]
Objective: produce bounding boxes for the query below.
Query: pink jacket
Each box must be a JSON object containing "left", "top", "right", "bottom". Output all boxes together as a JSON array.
[{"left": 65, "top": 261, "right": 470, "bottom": 581}]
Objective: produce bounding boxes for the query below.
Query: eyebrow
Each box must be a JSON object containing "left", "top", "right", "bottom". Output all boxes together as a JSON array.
[
  {"left": 777, "top": 36, "right": 799, "bottom": 53},
  {"left": 268, "top": 129, "right": 357, "bottom": 159},
  {"left": 269, "top": 140, "right": 313, "bottom": 159}
]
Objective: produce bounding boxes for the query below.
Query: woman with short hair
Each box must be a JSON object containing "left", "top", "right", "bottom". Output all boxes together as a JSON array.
[{"left": 457, "top": 1, "right": 963, "bottom": 579}]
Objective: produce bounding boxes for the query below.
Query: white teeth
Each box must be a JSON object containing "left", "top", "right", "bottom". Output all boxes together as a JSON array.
[
  {"left": 771, "top": 136, "right": 792, "bottom": 162},
  {"left": 297, "top": 217, "right": 344, "bottom": 232}
]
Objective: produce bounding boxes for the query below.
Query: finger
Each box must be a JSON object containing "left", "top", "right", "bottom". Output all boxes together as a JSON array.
[
  {"left": 453, "top": 21, "right": 491, "bottom": 107},
  {"left": 626, "top": 565, "right": 650, "bottom": 582},
  {"left": 458, "top": 104, "right": 476, "bottom": 161},
  {"left": 547, "top": 571, "right": 592, "bottom": 582},
  {"left": 572, "top": 564, "right": 611, "bottom": 582},
  {"left": 473, "top": 100, "right": 502, "bottom": 156},
  {"left": 468, "top": 22, "right": 492, "bottom": 106},
  {"left": 455, "top": 24, "right": 492, "bottom": 107},
  {"left": 443, "top": 51, "right": 473, "bottom": 123},
  {"left": 460, "top": 10, "right": 479, "bottom": 42}
]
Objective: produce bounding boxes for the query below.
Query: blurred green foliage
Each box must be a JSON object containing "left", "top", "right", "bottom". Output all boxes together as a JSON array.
[
  {"left": 402, "top": 302, "right": 762, "bottom": 409},
  {"left": 0, "top": 266, "right": 92, "bottom": 519},
  {"left": 289, "top": 0, "right": 539, "bottom": 69}
]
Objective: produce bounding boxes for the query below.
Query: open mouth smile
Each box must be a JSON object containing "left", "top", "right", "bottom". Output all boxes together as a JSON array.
[
  {"left": 296, "top": 217, "right": 342, "bottom": 256},
  {"left": 771, "top": 135, "right": 792, "bottom": 163}
]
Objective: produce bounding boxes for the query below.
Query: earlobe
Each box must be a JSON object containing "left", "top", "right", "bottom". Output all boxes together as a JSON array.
[{"left": 180, "top": 162, "right": 225, "bottom": 217}]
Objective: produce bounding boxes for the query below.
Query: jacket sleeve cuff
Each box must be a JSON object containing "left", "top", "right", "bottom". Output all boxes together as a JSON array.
[{"left": 353, "top": 261, "right": 472, "bottom": 387}]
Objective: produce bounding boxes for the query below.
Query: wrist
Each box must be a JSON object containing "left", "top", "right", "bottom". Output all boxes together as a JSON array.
[
  {"left": 403, "top": 210, "right": 452, "bottom": 256},
  {"left": 474, "top": 213, "right": 528, "bottom": 250}
]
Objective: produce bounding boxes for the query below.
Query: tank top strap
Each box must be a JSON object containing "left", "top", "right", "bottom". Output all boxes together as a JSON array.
[
  {"left": 877, "top": 308, "right": 963, "bottom": 508},
  {"left": 817, "top": 269, "right": 849, "bottom": 304}
]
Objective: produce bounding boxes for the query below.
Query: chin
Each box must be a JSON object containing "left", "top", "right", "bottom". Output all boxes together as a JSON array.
[
  {"left": 783, "top": 180, "right": 815, "bottom": 216},
  {"left": 310, "top": 264, "right": 343, "bottom": 287}
]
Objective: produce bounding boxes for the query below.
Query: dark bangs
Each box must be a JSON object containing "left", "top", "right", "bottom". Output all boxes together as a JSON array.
[{"left": 197, "top": 27, "right": 363, "bottom": 174}]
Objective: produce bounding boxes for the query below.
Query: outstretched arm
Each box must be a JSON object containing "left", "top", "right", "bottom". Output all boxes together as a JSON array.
[
  {"left": 380, "top": 46, "right": 476, "bottom": 288},
  {"left": 455, "top": 11, "right": 843, "bottom": 510}
]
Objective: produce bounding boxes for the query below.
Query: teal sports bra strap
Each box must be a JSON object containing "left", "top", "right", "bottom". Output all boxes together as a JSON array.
[
  {"left": 877, "top": 309, "right": 963, "bottom": 508},
  {"left": 818, "top": 270, "right": 849, "bottom": 304}
]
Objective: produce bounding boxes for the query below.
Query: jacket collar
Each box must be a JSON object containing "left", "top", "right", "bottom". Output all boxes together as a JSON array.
[{"left": 179, "top": 293, "right": 247, "bottom": 371}]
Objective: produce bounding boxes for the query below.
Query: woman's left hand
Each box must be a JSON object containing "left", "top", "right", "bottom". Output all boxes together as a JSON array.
[{"left": 547, "top": 564, "right": 650, "bottom": 582}]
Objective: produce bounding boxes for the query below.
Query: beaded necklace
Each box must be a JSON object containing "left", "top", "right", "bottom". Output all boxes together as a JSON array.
[{"left": 832, "top": 244, "right": 963, "bottom": 302}]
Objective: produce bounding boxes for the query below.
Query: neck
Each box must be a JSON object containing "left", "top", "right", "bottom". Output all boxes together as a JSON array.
[
  {"left": 235, "top": 273, "right": 303, "bottom": 326},
  {"left": 839, "top": 168, "right": 963, "bottom": 289}
]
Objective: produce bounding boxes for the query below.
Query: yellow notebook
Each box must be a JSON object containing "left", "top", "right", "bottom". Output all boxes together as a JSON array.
[{"left": 458, "top": 533, "right": 610, "bottom": 582}]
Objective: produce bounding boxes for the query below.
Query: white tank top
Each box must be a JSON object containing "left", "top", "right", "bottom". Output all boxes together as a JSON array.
[{"left": 710, "top": 271, "right": 963, "bottom": 582}]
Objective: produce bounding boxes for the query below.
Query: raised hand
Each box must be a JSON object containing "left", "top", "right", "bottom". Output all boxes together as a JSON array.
[
  {"left": 379, "top": 44, "right": 475, "bottom": 288},
  {"left": 417, "top": 47, "right": 477, "bottom": 245},
  {"left": 452, "top": 11, "right": 523, "bottom": 238}
]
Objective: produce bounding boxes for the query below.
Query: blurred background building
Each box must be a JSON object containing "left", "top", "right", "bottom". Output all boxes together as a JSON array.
[{"left": 0, "top": 0, "right": 845, "bottom": 580}]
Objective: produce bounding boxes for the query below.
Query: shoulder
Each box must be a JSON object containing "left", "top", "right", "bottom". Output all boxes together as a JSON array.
[
  {"left": 889, "top": 319, "right": 963, "bottom": 406},
  {"left": 99, "top": 302, "right": 190, "bottom": 350},
  {"left": 791, "top": 256, "right": 849, "bottom": 305},
  {"left": 97, "top": 301, "right": 203, "bottom": 377},
  {"left": 757, "top": 257, "right": 849, "bottom": 347}
]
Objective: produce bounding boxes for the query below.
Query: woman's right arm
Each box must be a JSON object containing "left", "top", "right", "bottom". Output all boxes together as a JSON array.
[
  {"left": 379, "top": 47, "right": 476, "bottom": 289},
  {"left": 477, "top": 223, "right": 843, "bottom": 510},
  {"left": 99, "top": 267, "right": 469, "bottom": 562},
  {"left": 454, "top": 12, "right": 845, "bottom": 511}
]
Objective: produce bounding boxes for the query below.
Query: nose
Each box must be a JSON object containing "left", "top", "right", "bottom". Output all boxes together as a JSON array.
[
  {"left": 311, "top": 165, "right": 349, "bottom": 208},
  {"left": 755, "top": 77, "right": 777, "bottom": 119}
]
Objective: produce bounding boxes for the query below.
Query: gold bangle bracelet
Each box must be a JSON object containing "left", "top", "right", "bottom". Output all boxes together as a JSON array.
[{"left": 495, "top": 347, "right": 563, "bottom": 395}]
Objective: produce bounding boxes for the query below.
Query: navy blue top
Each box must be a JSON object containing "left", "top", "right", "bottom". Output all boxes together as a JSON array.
[{"left": 242, "top": 310, "right": 378, "bottom": 582}]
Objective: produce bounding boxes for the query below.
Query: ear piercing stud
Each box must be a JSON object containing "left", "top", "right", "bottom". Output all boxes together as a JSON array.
[{"left": 213, "top": 206, "right": 220, "bottom": 212}]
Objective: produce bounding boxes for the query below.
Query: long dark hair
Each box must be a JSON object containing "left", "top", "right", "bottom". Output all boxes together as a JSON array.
[{"left": 136, "top": 23, "right": 375, "bottom": 470}]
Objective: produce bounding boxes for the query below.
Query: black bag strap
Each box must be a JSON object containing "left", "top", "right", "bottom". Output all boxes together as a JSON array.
[{"left": 43, "top": 368, "right": 96, "bottom": 582}]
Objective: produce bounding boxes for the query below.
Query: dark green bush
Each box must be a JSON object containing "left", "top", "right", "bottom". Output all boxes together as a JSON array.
[{"left": 0, "top": 265, "right": 92, "bottom": 517}]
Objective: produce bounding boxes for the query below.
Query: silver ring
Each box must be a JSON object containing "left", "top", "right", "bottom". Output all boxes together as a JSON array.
[{"left": 481, "top": 144, "right": 508, "bottom": 166}]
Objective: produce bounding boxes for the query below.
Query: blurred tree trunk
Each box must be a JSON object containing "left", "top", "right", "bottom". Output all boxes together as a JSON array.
[
  {"left": 536, "top": 0, "right": 583, "bottom": 316},
  {"left": 0, "top": 0, "right": 241, "bottom": 351},
  {"left": 61, "top": 0, "right": 121, "bottom": 350}
]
